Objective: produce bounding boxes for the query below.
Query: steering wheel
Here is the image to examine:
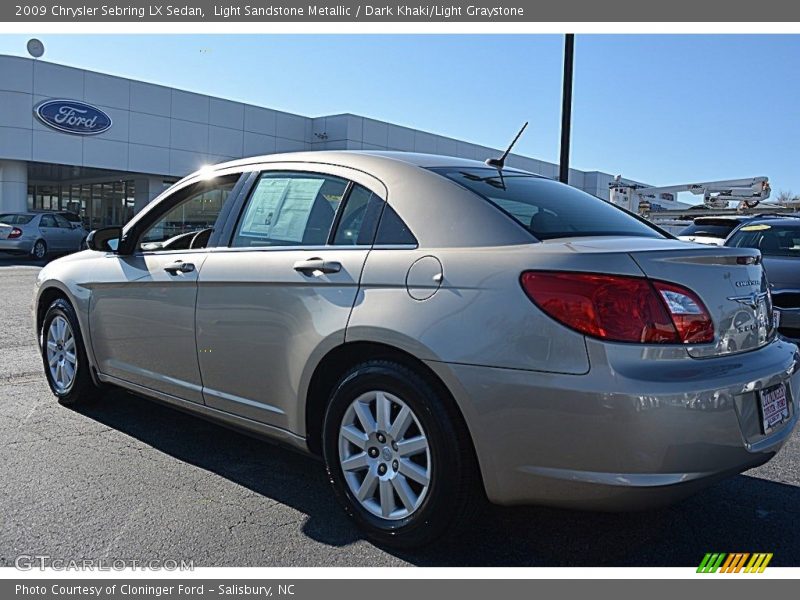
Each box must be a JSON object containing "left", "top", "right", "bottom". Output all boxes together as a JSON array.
[{"left": 189, "top": 228, "right": 214, "bottom": 249}]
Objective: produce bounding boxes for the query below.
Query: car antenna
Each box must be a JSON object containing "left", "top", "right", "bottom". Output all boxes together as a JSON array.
[{"left": 485, "top": 121, "right": 528, "bottom": 171}]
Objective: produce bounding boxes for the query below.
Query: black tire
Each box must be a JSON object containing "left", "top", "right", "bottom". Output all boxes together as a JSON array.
[
  {"left": 40, "top": 298, "right": 101, "bottom": 406},
  {"left": 31, "top": 239, "right": 47, "bottom": 260},
  {"left": 322, "top": 360, "right": 483, "bottom": 548}
]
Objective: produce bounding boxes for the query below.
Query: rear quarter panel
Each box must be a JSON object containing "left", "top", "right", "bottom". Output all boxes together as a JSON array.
[{"left": 346, "top": 244, "right": 605, "bottom": 374}]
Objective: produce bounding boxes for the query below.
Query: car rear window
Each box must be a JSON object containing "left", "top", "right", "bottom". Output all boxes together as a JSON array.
[
  {"left": 0, "top": 214, "right": 34, "bottom": 225},
  {"left": 727, "top": 223, "right": 800, "bottom": 257},
  {"left": 430, "top": 168, "right": 664, "bottom": 241},
  {"left": 679, "top": 219, "right": 743, "bottom": 238}
]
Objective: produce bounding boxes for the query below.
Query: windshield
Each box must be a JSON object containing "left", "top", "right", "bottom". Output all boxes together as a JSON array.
[
  {"left": 431, "top": 168, "right": 664, "bottom": 241},
  {"left": 0, "top": 214, "right": 34, "bottom": 225},
  {"left": 727, "top": 223, "right": 800, "bottom": 257}
]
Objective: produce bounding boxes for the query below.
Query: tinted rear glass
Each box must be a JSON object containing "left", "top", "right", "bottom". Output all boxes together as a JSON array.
[
  {"left": 0, "top": 214, "right": 34, "bottom": 225},
  {"left": 679, "top": 219, "right": 744, "bottom": 238},
  {"left": 431, "top": 168, "right": 663, "bottom": 241},
  {"left": 727, "top": 223, "right": 800, "bottom": 257}
]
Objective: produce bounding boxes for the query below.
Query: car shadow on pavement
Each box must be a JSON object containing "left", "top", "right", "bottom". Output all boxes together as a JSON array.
[{"left": 76, "top": 388, "right": 800, "bottom": 567}]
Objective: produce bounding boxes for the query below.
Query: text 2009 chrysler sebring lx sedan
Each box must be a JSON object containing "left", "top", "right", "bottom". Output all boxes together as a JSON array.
[{"left": 34, "top": 151, "right": 799, "bottom": 547}]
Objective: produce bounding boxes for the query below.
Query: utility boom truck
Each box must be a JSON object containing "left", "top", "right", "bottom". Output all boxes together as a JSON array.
[{"left": 609, "top": 176, "right": 771, "bottom": 214}]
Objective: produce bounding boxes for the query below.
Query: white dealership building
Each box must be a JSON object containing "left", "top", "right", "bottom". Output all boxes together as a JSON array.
[{"left": 0, "top": 53, "right": 640, "bottom": 228}]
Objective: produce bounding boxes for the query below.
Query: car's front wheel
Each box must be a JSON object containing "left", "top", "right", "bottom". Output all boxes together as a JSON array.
[
  {"left": 40, "top": 298, "right": 101, "bottom": 406},
  {"left": 322, "top": 360, "right": 482, "bottom": 548}
]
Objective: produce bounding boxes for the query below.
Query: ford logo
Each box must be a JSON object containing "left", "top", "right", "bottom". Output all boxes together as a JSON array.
[{"left": 34, "top": 99, "right": 112, "bottom": 136}]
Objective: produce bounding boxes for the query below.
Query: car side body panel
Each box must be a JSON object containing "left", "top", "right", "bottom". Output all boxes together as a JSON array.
[
  {"left": 87, "top": 250, "right": 210, "bottom": 403},
  {"left": 195, "top": 246, "right": 370, "bottom": 433}
]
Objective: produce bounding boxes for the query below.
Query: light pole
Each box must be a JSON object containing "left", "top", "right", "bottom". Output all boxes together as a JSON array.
[{"left": 559, "top": 34, "right": 575, "bottom": 185}]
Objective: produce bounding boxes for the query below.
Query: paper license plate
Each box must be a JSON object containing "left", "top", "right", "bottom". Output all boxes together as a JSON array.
[{"left": 759, "top": 383, "right": 789, "bottom": 432}]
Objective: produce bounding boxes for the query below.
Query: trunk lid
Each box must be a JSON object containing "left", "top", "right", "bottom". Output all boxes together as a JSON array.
[{"left": 542, "top": 237, "right": 773, "bottom": 357}]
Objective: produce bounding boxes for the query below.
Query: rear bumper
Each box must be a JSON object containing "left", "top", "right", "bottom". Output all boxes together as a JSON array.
[
  {"left": 427, "top": 337, "right": 800, "bottom": 510},
  {"left": 0, "top": 238, "right": 33, "bottom": 254}
]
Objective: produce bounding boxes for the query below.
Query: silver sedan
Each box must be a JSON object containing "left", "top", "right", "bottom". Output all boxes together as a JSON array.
[
  {"left": 33, "top": 152, "right": 799, "bottom": 548},
  {"left": 0, "top": 212, "right": 86, "bottom": 259}
]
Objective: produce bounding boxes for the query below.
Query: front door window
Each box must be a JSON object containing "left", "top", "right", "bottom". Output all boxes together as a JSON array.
[{"left": 138, "top": 176, "right": 239, "bottom": 252}]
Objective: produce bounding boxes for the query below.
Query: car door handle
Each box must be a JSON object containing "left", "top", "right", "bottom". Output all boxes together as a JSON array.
[
  {"left": 293, "top": 258, "right": 341, "bottom": 275},
  {"left": 164, "top": 260, "right": 195, "bottom": 274}
]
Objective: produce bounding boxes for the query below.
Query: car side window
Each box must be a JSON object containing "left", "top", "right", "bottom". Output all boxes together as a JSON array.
[
  {"left": 54, "top": 214, "right": 72, "bottom": 229},
  {"left": 375, "top": 204, "right": 418, "bottom": 246},
  {"left": 40, "top": 214, "right": 56, "bottom": 228},
  {"left": 137, "top": 175, "right": 239, "bottom": 252},
  {"left": 332, "top": 184, "right": 383, "bottom": 246},
  {"left": 232, "top": 172, "right": 348, "bottom": 247}
]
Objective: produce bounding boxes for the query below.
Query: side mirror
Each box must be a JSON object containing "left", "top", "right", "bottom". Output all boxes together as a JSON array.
[{"left": 86, "top": 226, "right": 122, "bottom": 252}]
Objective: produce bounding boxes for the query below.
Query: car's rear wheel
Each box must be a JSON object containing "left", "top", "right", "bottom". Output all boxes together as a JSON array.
[
  {"left": 40, "top": 298, "right": 101, "bottom": 406},
  {"left": 32, "top": 239, "right": 47, "bottom": 260},
  {"left": 322, "top": 360, "right": 482, "bottom": 548}
]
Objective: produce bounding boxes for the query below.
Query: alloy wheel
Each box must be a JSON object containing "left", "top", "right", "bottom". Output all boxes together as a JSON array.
[
  {"left": 338, "top": 390, "right": 431, "bottom": 520},
  {"left": 46, "top": 316, "right": 77, "bottom": 394}
]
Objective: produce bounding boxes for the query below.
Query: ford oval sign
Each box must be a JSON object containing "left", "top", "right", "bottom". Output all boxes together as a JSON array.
[{"left": 34, "top": 99, "right": 112, "bottom": 136}]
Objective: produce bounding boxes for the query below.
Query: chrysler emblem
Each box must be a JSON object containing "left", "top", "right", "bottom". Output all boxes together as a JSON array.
[{"left": 727, "top": 291, "right": 767, "bottom": 311}]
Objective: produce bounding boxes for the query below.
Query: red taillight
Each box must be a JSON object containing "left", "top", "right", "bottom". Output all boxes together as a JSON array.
[
  {"left": 520, "top": 271, "right": 714, "bottom": 345},
  {"left": 8, "top": 227, "right": 22, "bottom": 239}
]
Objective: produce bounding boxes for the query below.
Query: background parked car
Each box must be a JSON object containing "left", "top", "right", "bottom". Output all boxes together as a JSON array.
[
  {"left": 678, "top": 215, "right": 754, "bottom": 245},
  {"left": 0, "top": 212, "right": 87, "bottom": 259},
  {"left": 726, "top": 215, "right": 800, "bottom": 339}
]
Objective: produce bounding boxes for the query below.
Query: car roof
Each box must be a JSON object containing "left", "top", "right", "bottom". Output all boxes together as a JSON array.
[
  {"left": 202, "top": 150, "right": 535, "bottom": 178},
  {"left": 132, "top": 150, "right": 540, "bottom": 250}
]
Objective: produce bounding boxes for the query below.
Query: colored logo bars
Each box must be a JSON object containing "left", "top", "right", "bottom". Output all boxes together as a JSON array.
[{"left": 697, "top": 553, "right": 773, "bottom": 573}]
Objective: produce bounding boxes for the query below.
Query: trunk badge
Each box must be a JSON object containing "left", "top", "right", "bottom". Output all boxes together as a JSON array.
[{"left": 727, "top": 291, "right": 768, "bottom": 311}]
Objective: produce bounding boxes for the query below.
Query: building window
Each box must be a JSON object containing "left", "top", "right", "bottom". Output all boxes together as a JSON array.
[{"left": 26, "top": 180, "right": 138, "bottom": 229}]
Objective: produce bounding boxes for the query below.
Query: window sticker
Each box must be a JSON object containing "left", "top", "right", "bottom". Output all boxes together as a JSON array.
[
  {"left": 740, "top": 224, "right": 772, "bottom": 231},
  {"left": 239, "top": 178, "right": 325, "bottom": 242}
]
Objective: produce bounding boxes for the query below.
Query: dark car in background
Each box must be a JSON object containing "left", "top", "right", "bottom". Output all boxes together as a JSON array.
[{"left": 726, "top": 216, "right": 800, "bottom": 339}]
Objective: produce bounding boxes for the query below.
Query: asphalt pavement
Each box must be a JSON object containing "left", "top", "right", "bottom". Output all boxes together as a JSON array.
[{"left": 1, "top": 253, "right": 799, "bottom": 567}]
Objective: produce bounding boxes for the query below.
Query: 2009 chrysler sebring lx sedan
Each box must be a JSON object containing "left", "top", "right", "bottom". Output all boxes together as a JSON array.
[{"left": 34, "top": 151, "right": 799, "bottom": 547}]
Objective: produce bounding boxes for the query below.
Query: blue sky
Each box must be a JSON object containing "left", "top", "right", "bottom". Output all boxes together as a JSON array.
[{"left": 0, "top": 34, "right": 798, "bottom": 196}]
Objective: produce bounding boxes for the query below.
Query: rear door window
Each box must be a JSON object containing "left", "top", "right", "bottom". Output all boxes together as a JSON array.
[
  {"left": 430, "top": 167, "right": 664, "bottom": 241},
  {"left": 54, "top": 214, "right": 73, "bottom": 229},
  {"left": 40, "top": 214, "right": 57, "bottom": 228}
]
